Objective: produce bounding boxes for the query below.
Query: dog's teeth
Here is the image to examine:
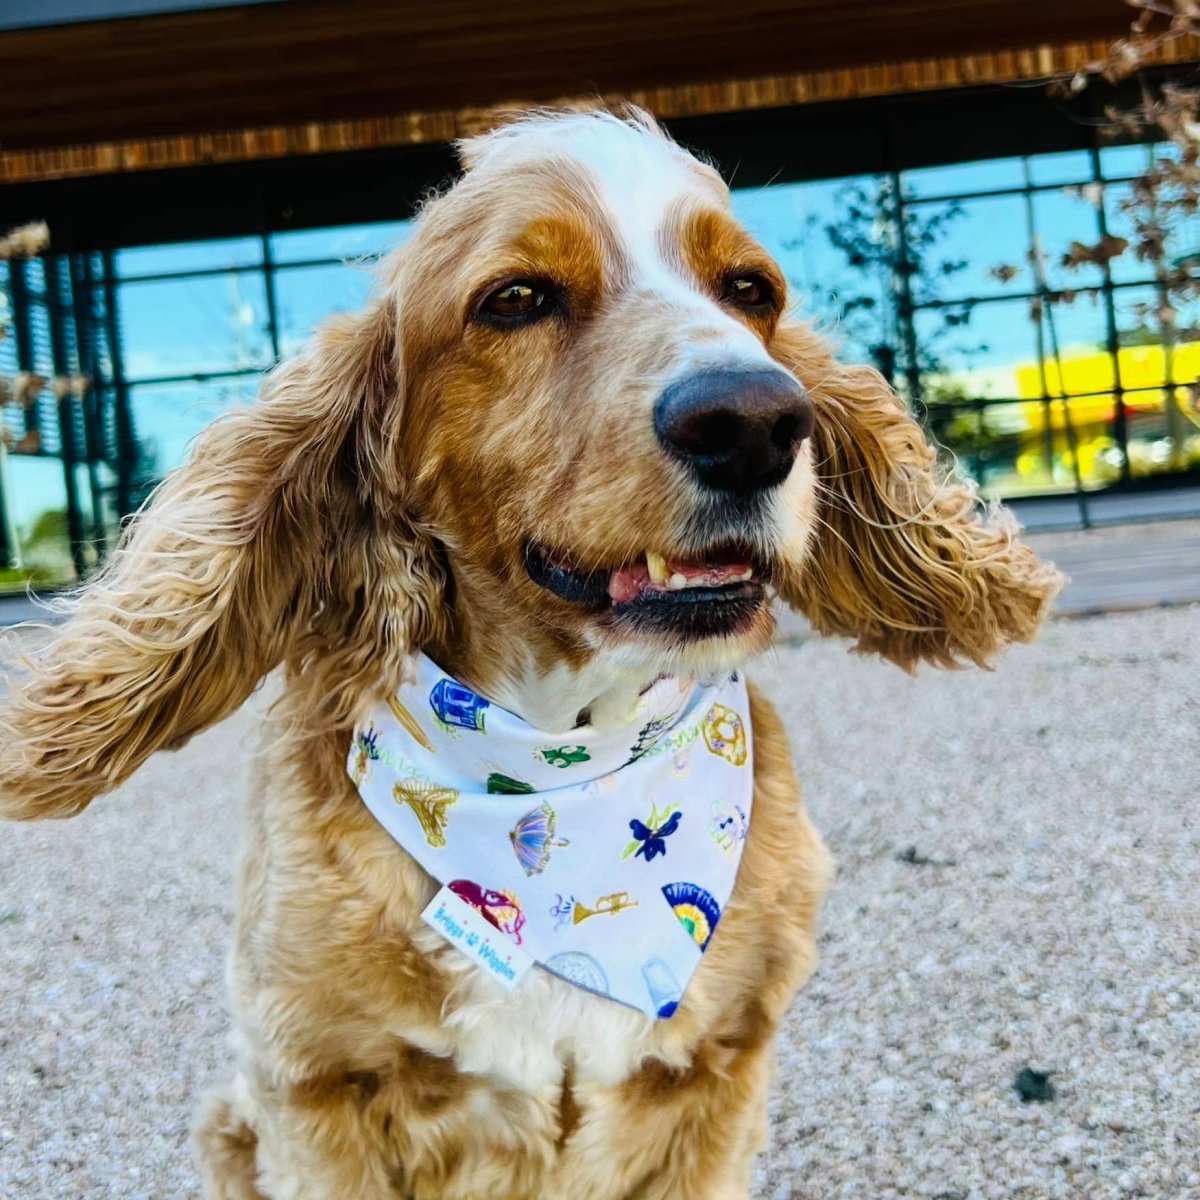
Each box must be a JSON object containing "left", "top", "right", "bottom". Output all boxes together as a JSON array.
[
  {"left": 668, "top": 573, "right": 689, "bottom": 590},
  {"left": 646, "top": 551, "right": 672, "bottom": 587},
  {"left": 737, "top": 568, "right": 753, "bottom": 582}
]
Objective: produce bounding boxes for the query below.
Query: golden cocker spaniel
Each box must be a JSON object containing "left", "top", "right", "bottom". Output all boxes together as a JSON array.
[{"left": 0, "top": 108, "right": 1060, "bottom": 1199}]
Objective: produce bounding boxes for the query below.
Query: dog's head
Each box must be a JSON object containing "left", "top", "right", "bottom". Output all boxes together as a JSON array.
[
  {"left": 393, "top": 111, "right": 817, "bottom": 699},
  {"left": 0, "top": 107, "right": 1061, "bottom": 817}
]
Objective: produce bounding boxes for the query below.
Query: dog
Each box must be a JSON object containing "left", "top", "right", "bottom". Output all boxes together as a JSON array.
[{"left": 0, "top": 107, "right": 1060, "bottom": 1199}]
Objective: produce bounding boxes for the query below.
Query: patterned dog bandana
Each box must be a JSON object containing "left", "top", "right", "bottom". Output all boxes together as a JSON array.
[{"left": 348, "top": 653, "right": 753, "bottom": 1019}]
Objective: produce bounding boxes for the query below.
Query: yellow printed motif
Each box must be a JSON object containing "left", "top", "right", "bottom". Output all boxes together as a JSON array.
[
  {"left": 701, "top": 703, "right": 747, "bottom": 767},
  {"left": 387, "top": 696, "right": 435, "bottom": 752},
  {"left": 393, "top": 779, "right": 457, "bottom": 847}
]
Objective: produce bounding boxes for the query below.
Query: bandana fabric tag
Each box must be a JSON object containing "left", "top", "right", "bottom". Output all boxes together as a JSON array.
[
  {"left": 349, "top": 652, "right": 753, "bottom": 1019},
  {"left": 422, "top": 884, "right": 536, "bottom": 989}
]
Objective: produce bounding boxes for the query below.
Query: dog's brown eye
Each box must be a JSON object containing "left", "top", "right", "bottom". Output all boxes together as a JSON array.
[
  {"left": 724, "top": 274, "right": 773, "bottom": 310},
  {"left": 482, "top": 282, "right": 545, "bottom": 318}
]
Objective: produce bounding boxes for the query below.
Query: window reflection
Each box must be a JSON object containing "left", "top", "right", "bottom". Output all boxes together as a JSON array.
[
  {"left": 276, "top": 263, "right": 375, "bottom": 357},
  {"left": 117, "top": 271, "right": 272, "bottom": 380},
  {"left": 115, "top": 238, "right": 264, "bottom": 278},
  {"left": 127, "top": 377, "right": 261, "bottom": 476},
  {"left": 270, "top": 221, "right": 411, "bottom": 265}
]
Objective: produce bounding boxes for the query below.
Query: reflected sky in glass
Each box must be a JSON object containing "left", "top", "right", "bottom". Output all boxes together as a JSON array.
[
  {"left": 127, "top": 377, "right": 261, "bottom": 475},
  {"left": 118, "top": 270, "right": 272, "bottom": 379},
  {"left": 276, "top": 262, "right": 376, "bottom": 357}
]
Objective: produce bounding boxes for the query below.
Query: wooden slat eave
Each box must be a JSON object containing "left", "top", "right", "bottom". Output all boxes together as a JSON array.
[{"left": 3, "top": 34, "right": 1198, "bottom": 186}]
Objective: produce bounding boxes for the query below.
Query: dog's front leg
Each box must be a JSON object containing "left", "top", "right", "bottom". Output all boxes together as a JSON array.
[{"left": 549, "top": 1042, "right": 773, "bottom": 1200}]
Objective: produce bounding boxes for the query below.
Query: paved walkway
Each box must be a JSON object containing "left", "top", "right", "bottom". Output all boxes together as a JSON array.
[{"left": 1009, "top": 484, "right": 1200, "bottom": 532}]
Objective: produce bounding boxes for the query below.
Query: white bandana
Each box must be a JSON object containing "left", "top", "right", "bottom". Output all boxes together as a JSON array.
[{"left": 348, "top": 653, "right": 753, "bottom": 1019}]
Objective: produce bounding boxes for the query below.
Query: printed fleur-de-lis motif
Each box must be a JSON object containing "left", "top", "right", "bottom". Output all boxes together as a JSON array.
[
  {"left": 393, "top": 779, "right": 458, "bottom": 848},
  {"left": 540, "top": 745, "right": 591, "bottom": 768}
]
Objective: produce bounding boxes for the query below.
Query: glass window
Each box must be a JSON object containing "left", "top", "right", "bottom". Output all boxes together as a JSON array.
[
  {"left": 270, "top": 221, "right": 412, "bottom": 265},
  {"left": 114, "top": 237, "right": 264, "bottom": 279},
  {"left": 1032, "top": 189, "right": 1106, "bottom": 292},
  {"left": 905, "top": 193, "right": 1029, "bottom": 304},
  {"left": 117, "top": 271, "right": 273, "bottom": 380},
  {"left": 4, "top": 455, "right": 74, "bottom": 584},
  {"left": 1120, "top": 387, "right": 1196, "bottom": 477},
  {"left": 127, "top": 376, "right": 262, "bottom": 477},
  {"left": 1099, "top": 143, "right": 1156, "bottom": 181},
  {"left": 918, "top": 296, "right": 1039, "bottom": 402},
  {"left": 1035, "top": 291, "right": 1112, "bottom": 396},
  {"left": 734, "top": 175, "right": 898, "bottom": 369},
  {"left": 1027, "top": 150, "right": 1093, "bottom": 188},
  {"left": 902, "top": 156, "right": 1025, "bottom": 201},
  {"left": 275, "top": 262, "right": 376, "bottom": 358}
]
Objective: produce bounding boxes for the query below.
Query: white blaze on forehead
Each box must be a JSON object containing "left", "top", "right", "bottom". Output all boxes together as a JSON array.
[{"left": 461, "top": 112, "right": 770, "bottom": 365}]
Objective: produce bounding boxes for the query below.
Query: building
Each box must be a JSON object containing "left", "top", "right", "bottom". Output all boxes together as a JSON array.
[{"left": 1, "top": 0, "right": 1198, "bottom": 586}]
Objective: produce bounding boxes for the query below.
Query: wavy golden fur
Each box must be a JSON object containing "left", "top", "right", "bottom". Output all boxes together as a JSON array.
[{"left": 0, "top": 107, "right": 1059, "bottom": 1198}]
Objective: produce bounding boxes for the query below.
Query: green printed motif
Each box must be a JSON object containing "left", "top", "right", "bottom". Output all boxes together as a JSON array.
[
  {"left": 540, "top": 745, "right": 591, "bottom": 768},
  {"left": 487, "top": 772, "right": 536, "bottom": 795}
]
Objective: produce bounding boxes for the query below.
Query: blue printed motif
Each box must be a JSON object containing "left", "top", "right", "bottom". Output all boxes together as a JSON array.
[
  {"left": 642, "top": 957, "right": 683, "bottom": 1019},
  {"left": 429, "top": 678, "right": 490, "bottom": 731},
  {"left": 662, "top": 881, "right": 721, "bottom": 951},
  {"left": 624, "top": 803, "right": 682, "bottom": 862}
]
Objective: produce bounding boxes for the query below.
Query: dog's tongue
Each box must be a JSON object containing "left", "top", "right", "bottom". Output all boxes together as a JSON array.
[{"left": 608, "top": 556, "right": 754, "bottom": 604}]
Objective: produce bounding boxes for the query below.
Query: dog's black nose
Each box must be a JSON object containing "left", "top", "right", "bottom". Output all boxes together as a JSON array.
[{"left": 654, "top": 367, "right": 814, "bottom": 494}]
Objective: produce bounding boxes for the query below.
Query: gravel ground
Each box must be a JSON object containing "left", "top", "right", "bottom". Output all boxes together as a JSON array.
[{"left": 2, "top": 590, "right": 1198, "bottom": 1198}]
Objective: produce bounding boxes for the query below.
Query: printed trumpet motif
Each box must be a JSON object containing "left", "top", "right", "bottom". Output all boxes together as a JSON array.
[
  {"left": 393, "top": 779, "right": 458, "bottom": 848},
  {"left": 571, "top": 892, "right": 640, "bottom": 924}
]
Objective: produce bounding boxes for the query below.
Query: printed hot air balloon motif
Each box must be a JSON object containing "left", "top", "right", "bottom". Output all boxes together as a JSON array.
[
  {"left": 429, "top": 678, "right": 490, "bottom": 732},
  {"left": 661, "top": 882, "right": 721, "bottom": 951},
  {"left": 393, "top": 779, "right": 458, "bottom": 848},
  {"left": 623, "top": 802, "right": 682, "bottom": 862},
  {"left": 701, "top": 703, "right": 747, "bottom": 766},
  {"left": 487, "top": 772, "right": 536, "bottom": 795},
  {"left": 509, "top": 802, "right": 570, "bottom": 876},
  {"left": 350, "top": 726, "right": 381, "bottom": 785},
  {"left": 539, "top": 745, "right": 590, "bottom": 768},
  {"left": 545, "top": 952, "right": 610, "bottom": 996},
  {"left": 448, "top": 879, "right": 526, "bottom": 945}
]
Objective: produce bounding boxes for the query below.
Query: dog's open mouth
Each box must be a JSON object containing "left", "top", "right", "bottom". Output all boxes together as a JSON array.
[{"left": 524, "top": 541, "right": 769, "bottom": 639}]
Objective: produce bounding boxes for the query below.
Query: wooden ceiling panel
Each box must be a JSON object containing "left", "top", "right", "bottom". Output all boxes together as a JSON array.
[{"left": 1, "top": 0, "right": 1136, "bottom": 150}]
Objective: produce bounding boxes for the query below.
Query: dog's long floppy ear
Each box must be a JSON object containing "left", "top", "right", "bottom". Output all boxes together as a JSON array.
[
  {"left": 0, "top": 295, "right": 444, "bottom": 821},
  {"left": 771, "top": 321, "right": 1062, "bottom": 669}
]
